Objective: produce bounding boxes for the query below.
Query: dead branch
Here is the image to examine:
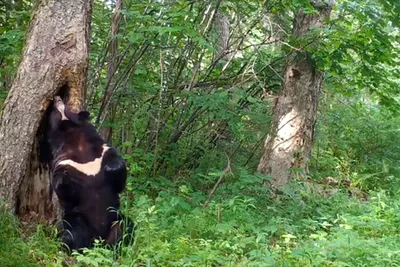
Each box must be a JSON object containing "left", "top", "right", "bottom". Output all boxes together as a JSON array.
[{"left": 203, "top": 155, "right": 232, "bottom": 208}]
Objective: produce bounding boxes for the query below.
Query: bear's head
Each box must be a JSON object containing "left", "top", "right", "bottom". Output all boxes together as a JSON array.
[
  {"left": 49, "top": 96, "right": 90, "bottom": 131},
  {"left": 46, "top": 96, "right": 102, "bottom": 162}
]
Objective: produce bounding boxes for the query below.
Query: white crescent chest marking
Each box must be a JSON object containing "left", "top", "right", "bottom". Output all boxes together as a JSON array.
[{"left": 57, "top": 145, "right": 110, "bottom": 176}]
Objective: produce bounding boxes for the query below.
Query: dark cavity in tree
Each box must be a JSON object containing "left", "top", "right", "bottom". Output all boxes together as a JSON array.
[{"left": 15, "top": 83, "right": 72, "bottom": 221}]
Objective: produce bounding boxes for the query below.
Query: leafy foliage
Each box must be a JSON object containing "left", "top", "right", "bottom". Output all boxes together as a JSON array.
[
  {"left": 1, "top": 0, "right": 400, "bottom": 266},
  {"left": 311, "top": 93, "right": 400, "bottom": 193},
  {"left": 0, "top": 0, "right": 31, "bottom": 108},
  {"left": 5, "top": 178, "right": 400, "bottom": 266}
]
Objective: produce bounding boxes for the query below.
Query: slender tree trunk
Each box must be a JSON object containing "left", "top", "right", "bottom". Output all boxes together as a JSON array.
[
  {"left": 0, "top": 0, "right": 92, "bottom": 219},
  {"left": 257, "top": 1, "right": 333, "bottom": 188},
  {"left": 99, "top": 0, "right": 122, "bottom": 143},
  {"left": 214, "top": 10, "right": 230, "bottom": 61}
]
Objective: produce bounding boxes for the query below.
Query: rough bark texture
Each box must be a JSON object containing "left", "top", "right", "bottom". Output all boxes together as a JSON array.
[
  {"left": 0, "top": 0, "right": 92, "bottom": 217},
  {"left": 257, "top": 2, "right": 333, "bottom": 188},
  {"left": 214, "top": 10, "right": 230, "bottom": 61}
]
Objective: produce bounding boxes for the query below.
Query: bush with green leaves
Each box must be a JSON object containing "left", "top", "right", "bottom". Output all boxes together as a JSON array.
[
  {"left": 4, "top": 169, "right": 400, "bottom": 266},
  {"left": 310, "top": 94, "right": 400, "bottom": 193}
]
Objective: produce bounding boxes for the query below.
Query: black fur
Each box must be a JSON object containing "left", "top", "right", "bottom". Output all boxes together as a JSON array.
[{"left": 45, "top": 97, "right": 134, "bottom": 252}]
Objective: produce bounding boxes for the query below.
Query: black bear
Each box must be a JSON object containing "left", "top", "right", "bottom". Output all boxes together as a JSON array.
[{"left": 45, "top": 96, "right": 133, "bottom": 252}]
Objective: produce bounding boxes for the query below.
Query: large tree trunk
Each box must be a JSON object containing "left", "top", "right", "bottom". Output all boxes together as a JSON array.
[
  {"left": 257, "top": 1, "right": 333, "bottom": 188},
  {"left": 0, "top": 0, "right": 92, "bottom": 220}
]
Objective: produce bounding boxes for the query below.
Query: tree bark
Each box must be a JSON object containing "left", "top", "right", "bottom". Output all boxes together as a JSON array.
[
  {"left": 214, "top": 10, "right": 230, "bottom": 61},
  {"left": 98, "top": 0, "right": 122, "bottom": 143},
  {"left": 0, "top": 0, "right": 92, "bottom": 219},
  {"left": 257, "top": 1, "right": 333, "bottom": 188}
]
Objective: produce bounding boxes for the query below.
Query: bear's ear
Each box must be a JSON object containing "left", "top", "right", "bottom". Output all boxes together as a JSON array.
[{"left": 78, "top": 111, "right": 90, "bottom": 121}]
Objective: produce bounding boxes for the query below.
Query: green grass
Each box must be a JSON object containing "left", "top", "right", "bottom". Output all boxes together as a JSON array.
[
  {"left": 0, "top": 206, "right": 61, "bottom": 267},
  {"left": 3, "top": 177, "right": 400, "bottom": 267}
]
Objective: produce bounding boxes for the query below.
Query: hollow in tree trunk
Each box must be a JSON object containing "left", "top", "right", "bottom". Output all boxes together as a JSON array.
[
  {"left": 0, "top": 0, "right": 92, "bottom": 222},
  {"left": 257, "top": 1, "right": 334, "bottom": 188}
]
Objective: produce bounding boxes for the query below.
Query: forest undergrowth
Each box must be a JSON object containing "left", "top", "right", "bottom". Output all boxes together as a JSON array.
[
  {"left": 2, "top": 100, "right": 400, "bottom": 267},
  {"left": 3, "top": 177, "right": 400, "bottom": 266}
]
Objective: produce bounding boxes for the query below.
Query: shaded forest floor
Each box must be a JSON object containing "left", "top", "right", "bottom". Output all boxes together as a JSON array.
[{"left": 2, "top": 176, "right": 400, "bottom": 267}]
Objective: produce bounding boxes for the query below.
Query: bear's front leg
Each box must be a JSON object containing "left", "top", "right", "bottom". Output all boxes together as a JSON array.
[
  {"left": 51, "top": 170, "right": 65, "bottom": 193},
  {"left": 51, "top": 169, "right": 81, "bottom": 209},
  {"left": 103, "top": 148, "right": 127, "bottom": 193}
]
